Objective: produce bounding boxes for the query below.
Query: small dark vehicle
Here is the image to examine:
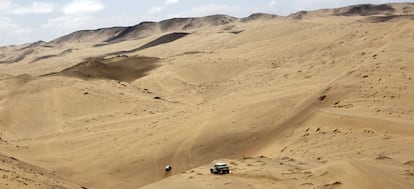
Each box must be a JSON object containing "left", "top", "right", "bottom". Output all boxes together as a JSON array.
[
  {"left": 210, "top": 163, "right": 230, "bottom": 174},
  {"left": 165, "top": 165, "right": 172, "bottom": 172}
]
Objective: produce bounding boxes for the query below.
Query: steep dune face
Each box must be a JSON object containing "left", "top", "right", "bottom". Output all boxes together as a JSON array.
[
  {"left": 0, "top": 3, "right": 413, "bottom": 189},
  {"left": 105, "top": 32, "right": 191, "bottom": 56},
  {"left": 105, "top": 22, "right": 161, "bottom": 43}
]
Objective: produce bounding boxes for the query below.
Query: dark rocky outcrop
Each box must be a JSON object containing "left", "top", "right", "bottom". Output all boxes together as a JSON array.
[{"left": 334, "top": 4, "right": 395, "bottom": 16}]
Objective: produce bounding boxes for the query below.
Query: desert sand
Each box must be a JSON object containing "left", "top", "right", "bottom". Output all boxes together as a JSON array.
[{"left": 0, "top": 3, "right": 413, "bottom": 189}]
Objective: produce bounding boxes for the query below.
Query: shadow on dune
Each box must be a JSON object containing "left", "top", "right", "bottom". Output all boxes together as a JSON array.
[
  {"left": 30, "top": 49, "right": 74, "bottom": 63},
  {"left": 105, "top": 32, "right": 190, "bottom": 56},
  {"left": 44, "top": 56, "right": 160, "bottom": 82},
  {"left": 136, "top": 32, "right": 190, "bottom": 51}
]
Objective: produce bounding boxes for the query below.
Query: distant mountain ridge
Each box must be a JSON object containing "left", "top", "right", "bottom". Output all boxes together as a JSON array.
[
  {"left": 0, "top": 2, "right": 413, "bottom": 62},
  {"left": 46, "top": 3, "right": 413, "bottom": 46},
  {"left": 49, "top": 14, "right": 241, "bottom": 46}
]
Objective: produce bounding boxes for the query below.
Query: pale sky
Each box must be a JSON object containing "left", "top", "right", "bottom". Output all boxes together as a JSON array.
[{"left": 0, "top": 0, "right": 412, "bottom": 46}]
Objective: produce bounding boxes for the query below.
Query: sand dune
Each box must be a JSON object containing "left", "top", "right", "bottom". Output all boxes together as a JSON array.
[{"left": 0, "top": 3, "right": 413, "bottom": 189}]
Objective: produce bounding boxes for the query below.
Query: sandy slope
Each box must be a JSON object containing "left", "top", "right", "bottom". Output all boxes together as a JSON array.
[
  {"left": 0, "top": 3, "right": 413, "bottom": 189},
  {"left": 0, "top": 152, "right": 81, "bottom": 188}
]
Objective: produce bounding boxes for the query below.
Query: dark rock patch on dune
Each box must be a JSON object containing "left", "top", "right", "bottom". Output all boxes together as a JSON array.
[{"left": 45, "top": 56, "right": 160, "bottom": 82}]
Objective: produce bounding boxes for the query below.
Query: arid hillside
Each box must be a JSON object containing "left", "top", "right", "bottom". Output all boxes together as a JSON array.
[{"left": 0, "top": 3, "right": 413, "bottom": 189}]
